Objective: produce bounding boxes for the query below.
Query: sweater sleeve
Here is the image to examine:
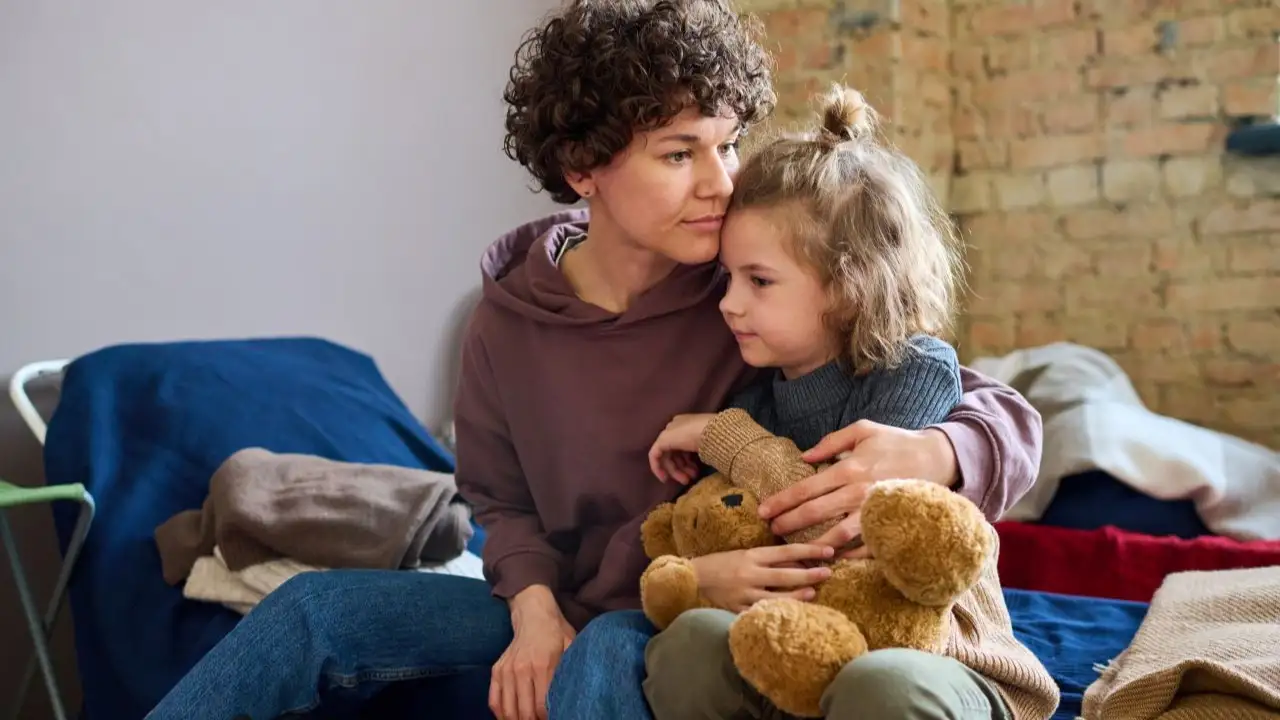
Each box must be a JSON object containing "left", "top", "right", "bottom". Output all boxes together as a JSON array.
[
  {"left": 856, "top": 337, "right": 964, "bottom": 430},
  {"left": 698, "top": 409, "right": 834, "bottom": 544},
  {"left": 452, "top": 320, "right": 565, "bottom": 601},
  {"left": 933, "top": 366, "right": 1044, "bottom": 522}
]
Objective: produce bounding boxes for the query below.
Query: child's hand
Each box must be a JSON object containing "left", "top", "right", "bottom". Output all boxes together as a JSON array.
[
  {"left": 648, "top": 413, "right": 714, "bottom": 484},
  {"left": 691, "top": 544, "right": 834, "bottom": 612}
]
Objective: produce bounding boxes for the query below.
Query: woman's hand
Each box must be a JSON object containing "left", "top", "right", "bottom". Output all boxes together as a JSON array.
[
  {"left": 691, "top": 543, "right": 835, "bottom": 612},
  {"left": 648, "top": 413, "right": 715, "bottom": 484},
  {"left": 491, "top": 586, "right": 576, "bottom": 720},
  {"left": 756, "top": 420, "right": 959, "bottom": 553}
]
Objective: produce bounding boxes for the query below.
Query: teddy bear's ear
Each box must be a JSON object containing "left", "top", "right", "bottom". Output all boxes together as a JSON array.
[{"left": 641, "top": 503, "right": 679, "bottom": 559}]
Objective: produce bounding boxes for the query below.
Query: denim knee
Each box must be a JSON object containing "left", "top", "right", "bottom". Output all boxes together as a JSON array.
[
  {"left": 549, "top": 611, "right": 656, "bottom": 719},
  {"left": 582, "top": 609, "right": 658, "bottom": 638},
  {"left": 248, "top": 571, "right": 336, "bottom": 630}
]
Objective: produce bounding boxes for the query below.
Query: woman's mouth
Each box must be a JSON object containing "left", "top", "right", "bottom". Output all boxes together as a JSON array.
[{"left": 683, "top": 215, "right": 724, "bottom": 232}]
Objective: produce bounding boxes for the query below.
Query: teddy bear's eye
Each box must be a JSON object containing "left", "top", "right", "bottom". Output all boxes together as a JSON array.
[{"left": 721, "top": 493, "right": 743, "bottom": 508}]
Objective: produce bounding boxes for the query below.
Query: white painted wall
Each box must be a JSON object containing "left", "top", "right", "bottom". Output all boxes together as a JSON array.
[{"left": 0, "top": 0, "right": 563, "bottom": 431}]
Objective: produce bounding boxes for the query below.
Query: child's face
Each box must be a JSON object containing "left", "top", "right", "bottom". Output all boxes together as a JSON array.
[{"left": 718, "top": 207, "right": 836, "bottom": 379}]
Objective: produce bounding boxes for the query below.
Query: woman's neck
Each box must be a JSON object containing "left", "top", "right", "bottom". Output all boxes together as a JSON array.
[{"left": 560, "top": 226, "right": 679, "bottom": 314}]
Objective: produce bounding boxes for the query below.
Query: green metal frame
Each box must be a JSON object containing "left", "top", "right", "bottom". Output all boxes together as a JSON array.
[
  {"left": 1, "top": 482, "right": 94, "bottom": 720},
  {"left": 6, "top": 361, "right": 94, "bottom": 720}
]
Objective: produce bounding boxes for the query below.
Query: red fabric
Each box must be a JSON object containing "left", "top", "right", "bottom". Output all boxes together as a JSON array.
[{"left": 994, "top": 521, "right": 1280, "bottom": 603}]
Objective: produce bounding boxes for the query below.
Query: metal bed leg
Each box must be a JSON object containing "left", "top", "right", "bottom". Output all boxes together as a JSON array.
[
  {"left": 6, "top": 360, "right": 83, "bottom": 720},
  {"left": 16, "top": 496, "right": 95, "bottom": 720},
  {"left": 2, "top": 508, "right": 69, "bottom": 720},
  {"left": 2, "top": 487, "right": 93, "bottom": 720}
]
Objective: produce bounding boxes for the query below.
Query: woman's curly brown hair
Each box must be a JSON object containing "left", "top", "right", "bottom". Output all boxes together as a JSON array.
[{"left": 503, "top": 0, "right": 776, "bottom": 204}]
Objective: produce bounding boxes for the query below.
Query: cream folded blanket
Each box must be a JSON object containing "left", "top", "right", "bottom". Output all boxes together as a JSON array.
[
  {"left": 184, "top": 546, "right": 486, "bottom": 614},
  {"left": 1082, "top": 566, "right": 1280, "bottom": 720}
]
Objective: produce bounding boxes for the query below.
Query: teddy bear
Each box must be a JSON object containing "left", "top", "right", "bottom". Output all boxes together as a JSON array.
[{"left": 639, "top": 409, "right": 995, "bottom": 718}]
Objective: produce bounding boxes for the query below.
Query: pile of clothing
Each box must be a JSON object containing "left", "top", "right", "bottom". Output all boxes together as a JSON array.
[{"left": 154, "top": 447, "right": 476, "bottom": 613}]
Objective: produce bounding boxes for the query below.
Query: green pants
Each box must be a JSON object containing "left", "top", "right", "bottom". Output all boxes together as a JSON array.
[{"left": 643, "top": 608, "right": 1013, "bottom": 720}]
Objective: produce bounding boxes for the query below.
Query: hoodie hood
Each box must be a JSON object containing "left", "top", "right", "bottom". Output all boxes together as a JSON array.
[{"left": 478, "top": 208, "right": 725, "bottom": 328}]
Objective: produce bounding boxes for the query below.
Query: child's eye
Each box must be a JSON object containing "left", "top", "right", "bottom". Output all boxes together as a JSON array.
[{"left": 750, "top": 275, "right": 771, "bottom": 288}]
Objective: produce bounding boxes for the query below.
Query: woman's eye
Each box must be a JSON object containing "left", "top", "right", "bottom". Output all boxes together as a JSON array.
[
  {"left": 667, "top": 150, "right": 692, "bottom": 163},
  {"left": 720, "top": 141, "right": 739, "bottom": 156}
]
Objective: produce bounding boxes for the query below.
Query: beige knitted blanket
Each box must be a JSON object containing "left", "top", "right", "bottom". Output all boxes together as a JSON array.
[{"left": 1082, "top": 566, "right": 1280, "bottom": 720}]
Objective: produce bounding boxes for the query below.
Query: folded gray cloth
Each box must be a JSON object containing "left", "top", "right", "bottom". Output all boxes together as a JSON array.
[{"left": 155, "top": 447, "right": 472, "bottom": 584}]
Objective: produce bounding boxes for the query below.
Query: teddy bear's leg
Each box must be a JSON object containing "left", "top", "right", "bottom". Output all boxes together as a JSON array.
[
  {"left": 727, "top": 598, "right": 867, "bottom": 718},
  {"left": 640, "top": 556, "right": 702, "bottom": 630},
  {"left": 860, "top": 479, "right": 995, "bottom": 607},
  {"left": 815, "top": 559, "right": 951, "bottom": 654}
]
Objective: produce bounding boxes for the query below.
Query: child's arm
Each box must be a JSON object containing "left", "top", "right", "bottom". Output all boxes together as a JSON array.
[
  {"left": 648, "top": 374, "right": 773, "bottom": 484},
  {"left": 854, "top": 336, "right": 964, "bottom": 429},
  {"left": 647, "top": 413, "right": 717, "bottom": 484}
]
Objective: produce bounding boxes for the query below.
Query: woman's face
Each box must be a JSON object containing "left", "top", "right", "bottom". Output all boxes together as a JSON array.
[{"left": 572, "top": 107, "right": 742, "bottom": 265}]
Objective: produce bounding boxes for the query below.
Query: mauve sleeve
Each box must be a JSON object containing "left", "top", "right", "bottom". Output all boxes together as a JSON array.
[
  {"left": 932, "top": 366, "right": 1043, "bottom": 522},
  {"left": 452, "top": 323, "right": 565, "bottom": 602}
]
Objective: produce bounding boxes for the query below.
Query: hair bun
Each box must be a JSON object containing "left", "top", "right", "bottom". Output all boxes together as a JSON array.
[{"left": 819, "top": 84, "right": 877, "bottom": 144}]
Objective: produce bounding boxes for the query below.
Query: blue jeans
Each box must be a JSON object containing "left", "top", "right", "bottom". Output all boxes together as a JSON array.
[
  {"left": 549, "top": 610, "right": 656, "bottom": 720},
  {"left": 145, "top": 570, "right": 655, "bottom": 719}
]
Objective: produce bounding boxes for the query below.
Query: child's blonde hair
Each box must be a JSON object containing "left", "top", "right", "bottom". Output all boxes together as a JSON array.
[{"left": 731, "top": 84, "right": 965, "bottom": 374}]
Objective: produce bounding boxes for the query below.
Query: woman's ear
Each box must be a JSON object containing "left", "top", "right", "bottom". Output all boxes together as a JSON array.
[{"left": 564, "top": 170, "right": 596, "bottom": 200}]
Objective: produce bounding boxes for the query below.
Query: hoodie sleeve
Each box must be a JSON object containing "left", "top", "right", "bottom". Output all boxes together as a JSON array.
[
  {"left": 932, "top": 366, "right": 1044, "bottom": 521},
  {"left": 452, "top": 320, "right": 565, "bottom": 602}
]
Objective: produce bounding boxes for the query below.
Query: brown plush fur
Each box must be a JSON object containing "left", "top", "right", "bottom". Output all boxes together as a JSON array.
[
  {"left": 639, "top": 475, "right": 780, "bottom": 630},
  {"left": 640, "top": 473, "right": 993, "bottom": 718}
]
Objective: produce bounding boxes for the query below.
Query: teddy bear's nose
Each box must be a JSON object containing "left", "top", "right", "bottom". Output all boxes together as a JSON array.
[{"left": 721, "top": 493, "right": 743, "bottom": 508}]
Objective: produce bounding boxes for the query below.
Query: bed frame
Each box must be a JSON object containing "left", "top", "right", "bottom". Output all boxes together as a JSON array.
[{"left": 5, "top": 359, "right": 93, "bottom": 720}]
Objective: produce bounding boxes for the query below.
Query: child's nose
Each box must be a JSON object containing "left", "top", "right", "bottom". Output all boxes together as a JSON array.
[{"left": 718, "top": 292, "right": 739, "bottom": 316}]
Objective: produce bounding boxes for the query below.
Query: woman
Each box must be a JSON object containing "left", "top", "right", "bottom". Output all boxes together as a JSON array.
[{"left": 145, "top": 3, "right": 1042, "bottom": 720}]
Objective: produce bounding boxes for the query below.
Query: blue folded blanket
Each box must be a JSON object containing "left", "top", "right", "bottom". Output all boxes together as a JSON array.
[
  {"left": 1004, "top": 588, "right": 1148, "bottom": 720},
  {"left": 44, "top": 337, "right": 460, "bottom": 720}
]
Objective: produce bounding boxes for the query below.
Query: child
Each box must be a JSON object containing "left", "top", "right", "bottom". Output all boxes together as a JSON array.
[{"left": 641, "top": 85, "right": 1059, "bottom": 720}]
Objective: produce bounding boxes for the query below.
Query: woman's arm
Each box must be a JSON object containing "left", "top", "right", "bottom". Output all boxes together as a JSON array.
[
  {"left": 454, "top": 316, "right": 577, "bottom": 720},
  {"left": 453, "top": 321, "right": 566, "bottom": 607},
  {"left": 931, "top": 365, "right": 1043, "bottom": 519},
  {"left": 757, "top": 366, "right": 1043, "bottom": 544}
]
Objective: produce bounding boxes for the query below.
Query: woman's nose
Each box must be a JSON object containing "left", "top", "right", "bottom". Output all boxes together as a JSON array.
[{"left": 697, "top": 155, "right": 734, "bottom": 199}]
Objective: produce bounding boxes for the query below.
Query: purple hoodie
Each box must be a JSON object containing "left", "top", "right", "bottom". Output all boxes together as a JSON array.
[{"left": 452, "top": 209, "right": 1041, "bottom": 629}]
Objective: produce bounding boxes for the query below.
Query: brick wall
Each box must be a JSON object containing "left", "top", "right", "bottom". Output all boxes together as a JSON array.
[{"left": 741, "top": 0, "right": 1280, "bottom": 448}]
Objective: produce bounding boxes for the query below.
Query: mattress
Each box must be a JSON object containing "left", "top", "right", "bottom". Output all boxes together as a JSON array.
[{"left": 37, "top": 335, "right": 1158, "bottom": 719}]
